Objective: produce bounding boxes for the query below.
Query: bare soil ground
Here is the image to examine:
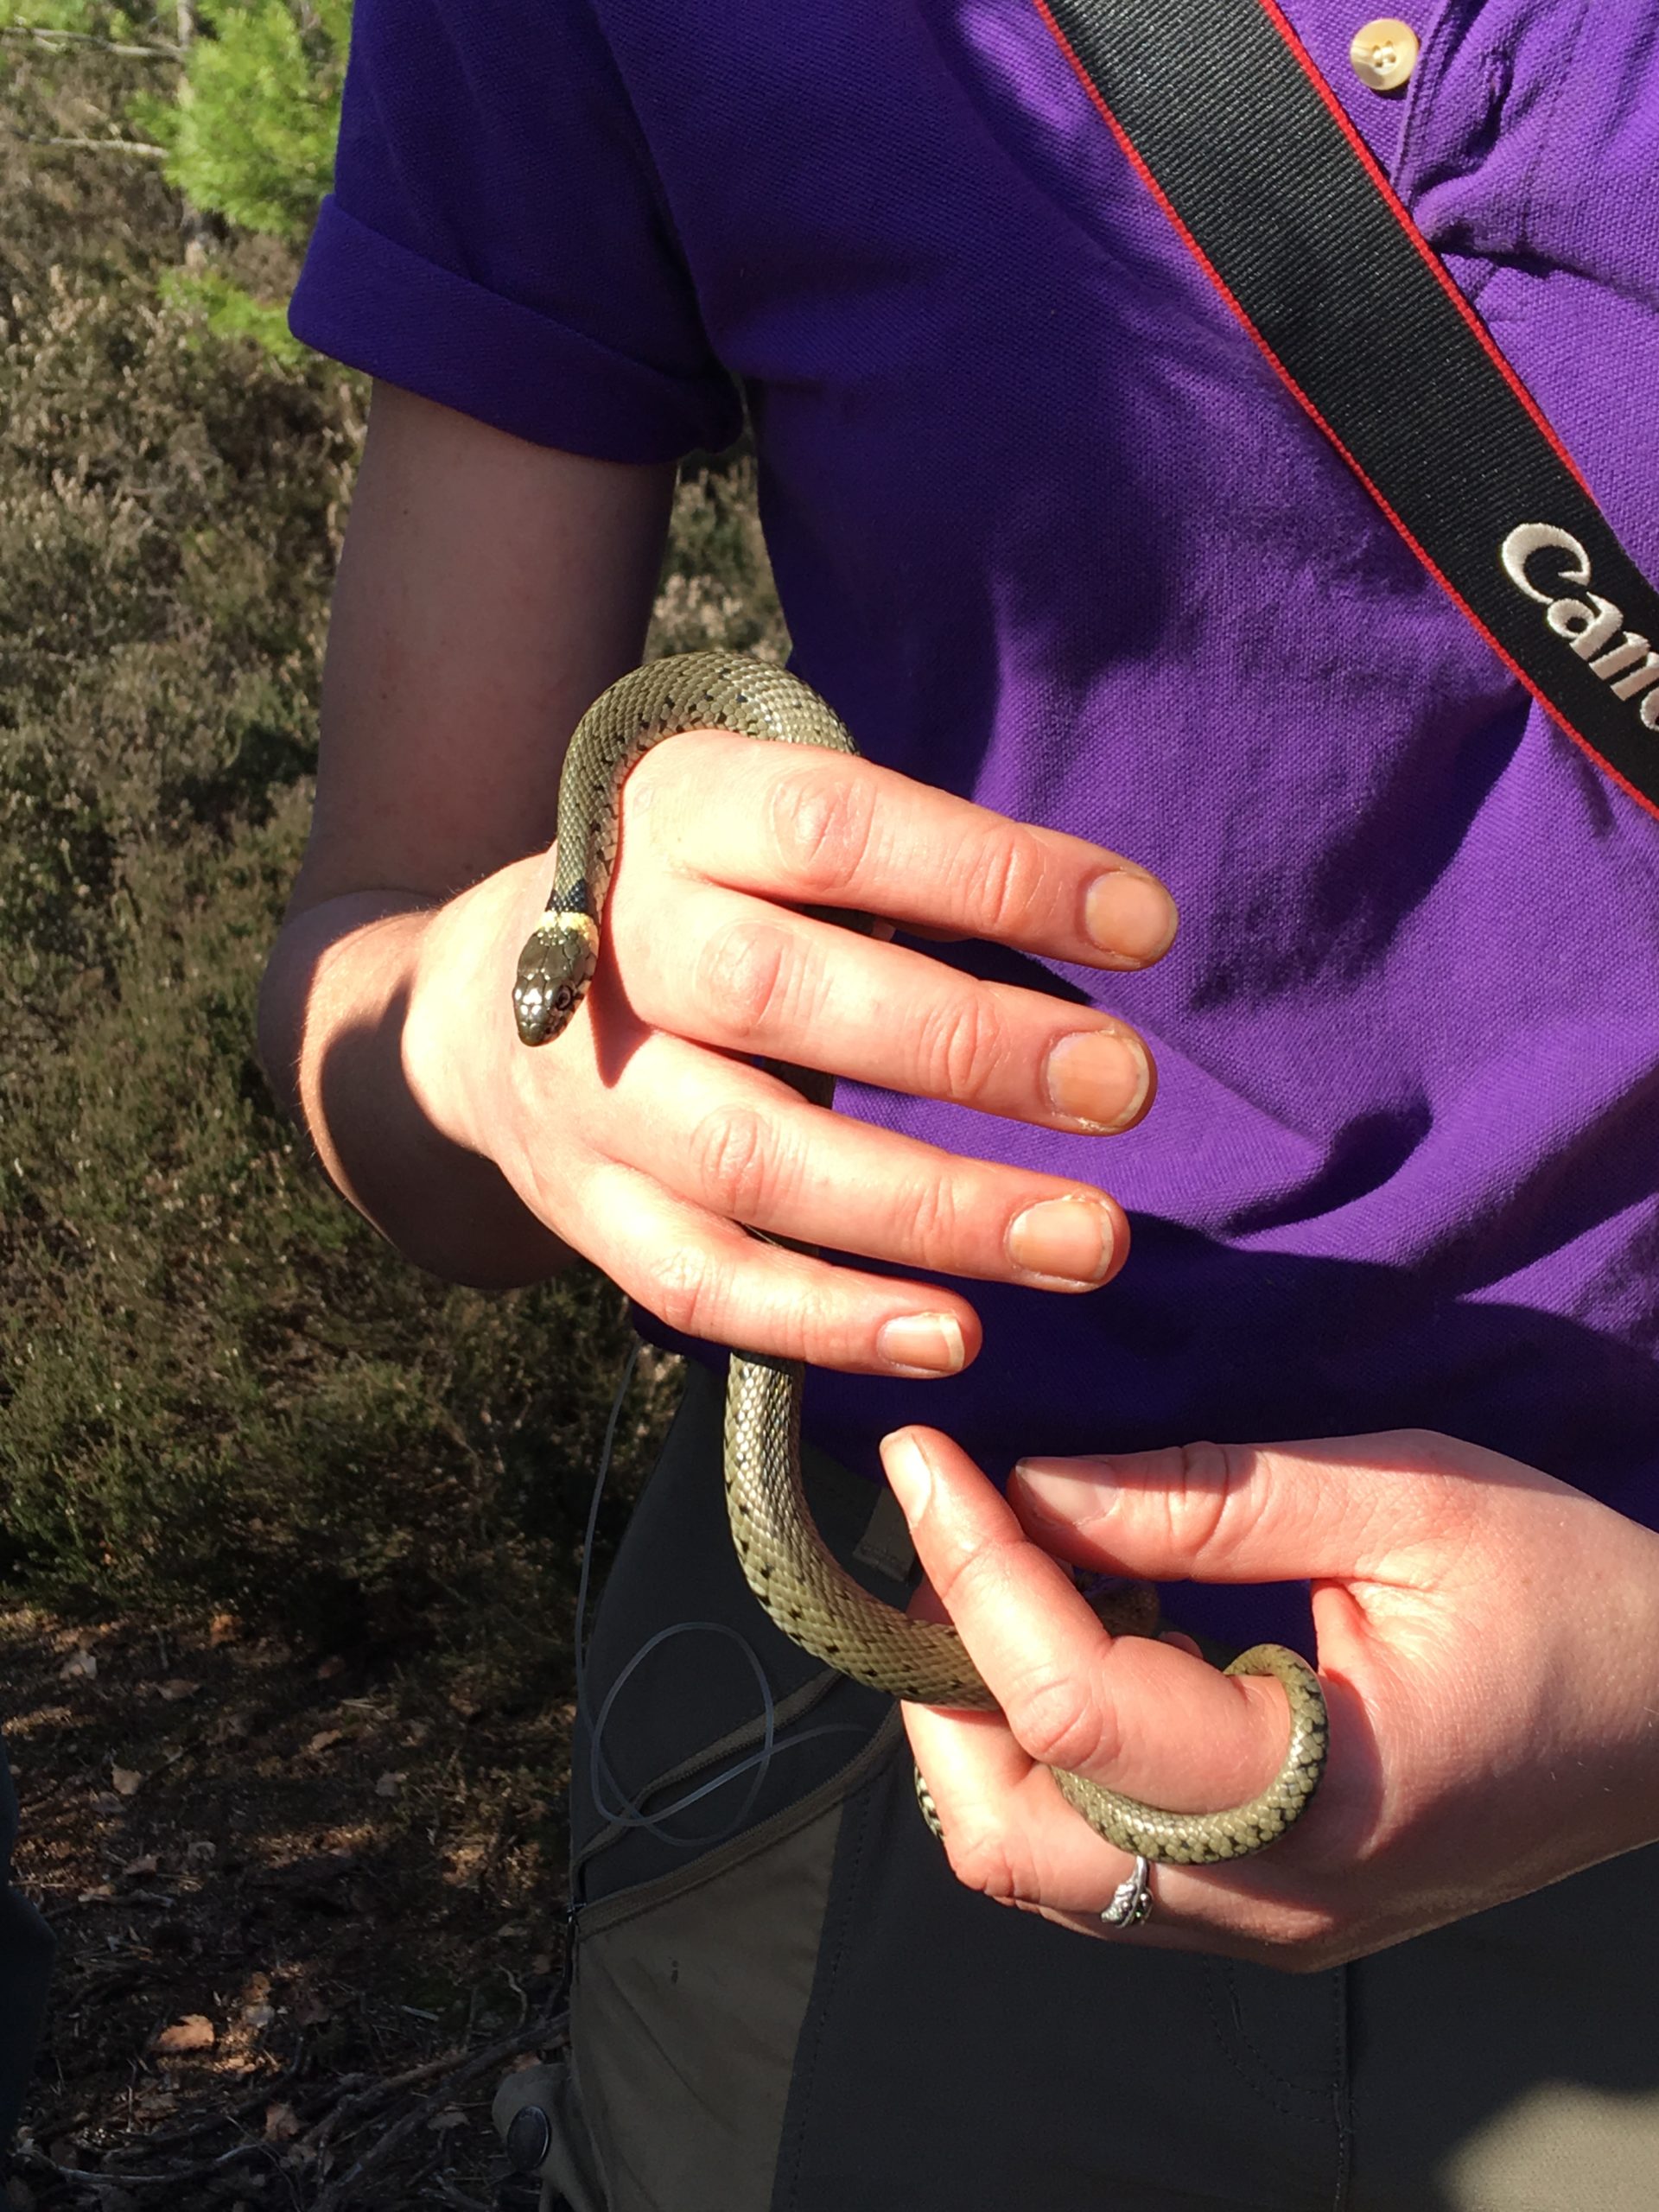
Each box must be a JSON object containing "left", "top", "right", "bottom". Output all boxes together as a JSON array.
[{"left": 2, "top": 1598, "right": 588, "bottom": 2209}]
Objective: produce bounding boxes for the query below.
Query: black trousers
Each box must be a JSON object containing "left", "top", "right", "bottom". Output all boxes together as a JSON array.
[
  {"left": 0, "top": 1734, "right": 54, "bottom": 2145},
  {"left": 525, "top": 1364, "right": 1659, "bottom": 2212}
]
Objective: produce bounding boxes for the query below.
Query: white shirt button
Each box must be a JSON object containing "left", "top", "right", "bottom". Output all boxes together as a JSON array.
[{"left": 1350, "top": 17, "right": 1420, "bottom": 92}]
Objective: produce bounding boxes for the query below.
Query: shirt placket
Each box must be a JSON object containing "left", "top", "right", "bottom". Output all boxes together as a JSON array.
[{"left": 1274, "top": 0, "right": 1458, "bottom": 181}]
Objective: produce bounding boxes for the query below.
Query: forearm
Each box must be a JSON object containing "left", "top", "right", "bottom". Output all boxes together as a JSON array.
[{"left": 258, "top": 859, "right": 571, "bottom": 1288}]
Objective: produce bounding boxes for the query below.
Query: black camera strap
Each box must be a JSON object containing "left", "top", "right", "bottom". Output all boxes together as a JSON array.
[{"left": 1032, "top": 0, "right": 1659, "bottom": 823}]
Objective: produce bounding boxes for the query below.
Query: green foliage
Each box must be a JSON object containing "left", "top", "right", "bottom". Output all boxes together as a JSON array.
[
  {"left": 158, "top": 261, "right": 309, "bottom": 363},
  {"left": 3, "top": 0, "right": 350, "bottom": 339},
  {"left": 135, "top": 0, "right": 349, "bottom": 246}
]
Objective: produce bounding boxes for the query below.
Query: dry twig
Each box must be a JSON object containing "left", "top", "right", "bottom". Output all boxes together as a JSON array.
[
  {"left": 309, "top": 2012, "right": 563, "bottom": 2212},
  {"left": 0, "top": 22, "right": 183, "bottom": 58},
  {"left": 299, "top": 2041, "right": 512, "bottom": 2158},
  {"left": 14, "top": 2014, "right": 563, "bottom": 2200},
  {"left": 22, "top": 132, "right": 168, "bottom": 154},
  {"left": 13, "top": 2133, "right": 276, "bottom": 2191}
]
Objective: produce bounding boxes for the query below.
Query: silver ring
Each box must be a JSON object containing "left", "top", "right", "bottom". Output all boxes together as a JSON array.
[{"left": 1099, "top": 1854, "right": 1154, "bottom": 1929}]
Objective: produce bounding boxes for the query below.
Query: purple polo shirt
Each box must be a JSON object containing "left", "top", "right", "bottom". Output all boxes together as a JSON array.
[{"left": 291, "top": 1, "right": 1659, "bottom": 1649}]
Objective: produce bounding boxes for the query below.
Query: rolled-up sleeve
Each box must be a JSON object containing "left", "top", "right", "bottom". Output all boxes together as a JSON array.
[{"left": 289, "top": 0, "right": 742, "bottom": 461}]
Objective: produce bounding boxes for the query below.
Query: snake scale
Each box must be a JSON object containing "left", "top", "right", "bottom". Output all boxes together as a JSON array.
[{"left": 513, "top": 651, "right": 1327, "bottom": 1865}]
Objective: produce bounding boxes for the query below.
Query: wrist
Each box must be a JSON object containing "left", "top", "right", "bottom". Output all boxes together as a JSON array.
[
  {"left": 404, "top": 854, "right": 547, "bottom": 1169},
  {"left": 1614, "top": 1513, "right": 1659, "bottom": 1847},
  {"left": 260, "top": 869, "right": 569, "bottom": 1287},
  {"left": 1535, "top": 1497, "right": 1659, "bottom": 1868}
]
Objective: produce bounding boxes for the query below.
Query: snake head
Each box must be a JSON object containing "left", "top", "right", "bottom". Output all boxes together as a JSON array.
[{"left": 512, "top": 914, "right": 599, "bottom": 1047}]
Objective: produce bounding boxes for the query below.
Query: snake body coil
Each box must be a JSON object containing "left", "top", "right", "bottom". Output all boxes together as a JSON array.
[{"left": 515, "top": 651, "right": 1328, "bottom": 1865}]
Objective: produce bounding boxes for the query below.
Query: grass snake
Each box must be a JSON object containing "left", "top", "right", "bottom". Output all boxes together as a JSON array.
[{"left": 512, "top": 651, "right": 1327, "bottom": 1866}]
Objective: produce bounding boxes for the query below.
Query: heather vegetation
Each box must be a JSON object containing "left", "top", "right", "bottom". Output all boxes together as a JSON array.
[
  {"left": 0, "top": 5, "right": 783, "bottom": 1629},
  {"left": 2, "top": 13, "right": 783, "bottom": 2196}
]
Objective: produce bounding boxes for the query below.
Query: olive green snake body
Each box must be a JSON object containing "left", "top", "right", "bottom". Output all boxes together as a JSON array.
[{"left": 513, "top": 651, "right": 1327, "bottom": 1866}]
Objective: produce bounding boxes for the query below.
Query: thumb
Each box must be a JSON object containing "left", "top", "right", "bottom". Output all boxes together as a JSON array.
[{"left": 1010, "top": 1431, "right": 1505, "bottom": 1589}]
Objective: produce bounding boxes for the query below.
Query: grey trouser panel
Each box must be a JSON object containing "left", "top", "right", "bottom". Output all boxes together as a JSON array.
[{"left": 512, "top": 1363, "right": 1659, "bottom": 2212}]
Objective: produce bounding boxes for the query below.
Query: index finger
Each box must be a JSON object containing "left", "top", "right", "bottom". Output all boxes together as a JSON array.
[{"left": 629, "top": 731, "right": 1179, "bottom": 970}]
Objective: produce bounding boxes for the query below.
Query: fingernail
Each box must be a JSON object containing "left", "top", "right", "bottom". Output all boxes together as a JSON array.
[
  {"left": 876, "top": 1312, "right": 966, "bottom": 1376},
  {"left": 1007, "top": 1196, "right": 1116, "bottom": 1286},
  {"left": 1084, "top": 871, "right": 1178, "bottom": 964},
  {"left": 881, "top": 1428, "right": 934, "bottom": 1517},
  {"left": 1045, "top": 1028, "right": 1151, "bottom": 1133},
  {"left": 1013, "top": 1459, "right": 1092, "bottom": 1524}
]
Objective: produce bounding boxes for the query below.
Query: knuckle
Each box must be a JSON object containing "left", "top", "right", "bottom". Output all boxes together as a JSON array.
[
  {"left": 1005, "top": 1665, "right": 1116, "bottom": 1776},
  {"left": 787, "top": 1272, "right": 847, "bottom": 1365},
  {"left": 695, "top": 918, "right": 796, "bottom": 1042},
  {"left": 912, "top": 990, "right": 1008, "bottom": 1103},
  {"left": 764, "top": 757, "right": 878, "bottom": 898},
  {"left": 1165, "top": 1440, "right": 1236, "bottom": 1554},
  {"left": 939, "top": 1815, "right": 1025, "bottom": 1905},
  {"left": 641, "top": 1239, "right": 721, "bottom": 1340},
  {"left": 687, "top": 1103, "right": 778, "bottom": 1224},
  {"left": 894, "top": 1166, "right": 969, "bottom": 1256},
  {"left": 975, "top": 824, "right": 1050, "bottom": 938}
]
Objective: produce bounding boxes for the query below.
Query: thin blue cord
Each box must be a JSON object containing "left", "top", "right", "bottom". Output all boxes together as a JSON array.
[{"left": 574, "top": 1346, "right": 861, "bottom": 1852}]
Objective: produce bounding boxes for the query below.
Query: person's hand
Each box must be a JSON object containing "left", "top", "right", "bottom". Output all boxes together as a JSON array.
[
  {"left": 879, "top": 1421, "right": 1659, "bottom": 1968},
  {"left": 423, "top": 729, "right": 1176, "bottom": 1370}
]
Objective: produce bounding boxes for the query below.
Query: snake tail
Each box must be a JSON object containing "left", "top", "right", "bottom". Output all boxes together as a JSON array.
[
  {"left": 724, "top": 1346, "right": 1327, "bottom": 1863},
  {"left": 1046, "top": 1643, "right": 1330, "bottom": 1862}
]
